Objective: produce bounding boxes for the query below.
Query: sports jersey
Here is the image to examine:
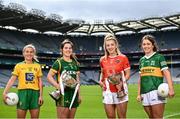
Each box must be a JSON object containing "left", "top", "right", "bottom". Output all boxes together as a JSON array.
[
  {"left": 12, "top": 61, "right": 42, "bottom": 90},
  {"left": 51, "top": 57, "right": 80, "bottom": 107},
  {"left": 139, "top": 52, "right": 168, "bottom": 94},
  {"left": 50, "top": 57, "right": 80, "bottom": 83},
  {"left": 100, "top": 54, "right": 130, "bottom": 92}
]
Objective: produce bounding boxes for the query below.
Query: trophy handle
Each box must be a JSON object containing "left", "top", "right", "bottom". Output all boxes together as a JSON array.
[
  {"left": 69, "top": 83, "right": 80, "bottom": 109},
  {"left": 59, "top": 70, "right": 66, "bottom": 95},
  {"left": 121, "top": 71, "right": 128, "bottom": 95}
]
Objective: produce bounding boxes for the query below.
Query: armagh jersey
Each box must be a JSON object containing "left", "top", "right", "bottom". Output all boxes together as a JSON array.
[
  {"left": 50, "top": 58, "right": 80, "bottom": 83},
  {"left": 139, "top": 52, "right": 168, "bottom": 94},
  {"left": 100, "top": 55, "right": 130, "bottom": 92},
  {"left": 12, "top": 61, "right": 42, "bottom": 90}
]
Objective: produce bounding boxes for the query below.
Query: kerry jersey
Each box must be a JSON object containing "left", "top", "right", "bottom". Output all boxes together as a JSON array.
[{"left": 139, "top": 52, "right": 168, "bottom": 94}]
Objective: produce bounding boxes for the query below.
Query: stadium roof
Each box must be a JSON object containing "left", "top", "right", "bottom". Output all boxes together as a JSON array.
[{"left": 0, "top": 2, "right": 180, "bottom": 35}]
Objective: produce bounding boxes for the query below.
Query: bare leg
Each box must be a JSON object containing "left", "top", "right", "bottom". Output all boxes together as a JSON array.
[
  {"left": 57, "top": 106, "right": 69, "bottom": 118},
  {"left": 17, "top": 109, "right": 27, "bottom": 119},
  {"left": 29, "top": 108, "right": 40, "bottom": 119},
  {"left": 151, "top": 103, "right": 165, "bottom": 118},
  {"left": 104, "top": 104, "right": 116, "bottom": 119},
  {"left": 69, "top": 108, "right": 77, "bottom": 118},
  {"left": 144, "top": 106, "right": 153, "bottom": 118},
  {"left": 116, "top": 101, "right": 128, "bottom": 118}
]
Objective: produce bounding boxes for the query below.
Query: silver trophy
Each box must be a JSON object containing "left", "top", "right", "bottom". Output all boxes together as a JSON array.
[
  {"left": 107, "top": 72, "right": 126, "bottom": 98},
  {"left": 49, "top": 90, "right": 61, "bottom": 100},
  {"left": 49, "top": 70, "right": 78, "bottom": 101}
]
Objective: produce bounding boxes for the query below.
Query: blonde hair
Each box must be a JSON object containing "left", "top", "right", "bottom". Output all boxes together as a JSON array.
[
  {"left": 60, "top": 39, "right": 79, "bottom": 65},
  {"left": 23, "top": 44, "right": 38, "bottom": 62},
  {"left": 103, "top": 33, "right": 121, "bottom": 58}
]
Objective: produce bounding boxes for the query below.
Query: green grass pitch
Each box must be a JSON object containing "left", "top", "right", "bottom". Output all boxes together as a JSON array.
[{"left": 0, "top": 84, "right": 180, "bottom": 118}]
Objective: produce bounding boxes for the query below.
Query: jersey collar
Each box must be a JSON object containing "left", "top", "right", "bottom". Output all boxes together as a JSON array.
[{"left": 144, "top": 52, "right": 156, "bottom": 59}]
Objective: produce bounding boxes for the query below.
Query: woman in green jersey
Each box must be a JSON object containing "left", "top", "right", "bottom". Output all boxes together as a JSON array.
[
  {"left": 3, "top": 44, "right": 43, "bottom": 118},
  {"left": 47, "top": 39, "right": 81, "bottom": 118},
  {"left": 137, "top": 35, "right": 175, "bottom": 118}
]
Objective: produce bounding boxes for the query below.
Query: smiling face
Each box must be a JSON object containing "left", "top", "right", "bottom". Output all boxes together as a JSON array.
[
  {"left": 105, "top": 39, "right": 117, "bottom": 56},
  {"left": 141, "top": 39, "right": 154, "bottom": 55},
  {"left": 62, "top": 43, "right": 73, "bottom": 58},
  {"left": 23, "top": 47, "right": 35, "bottom": 62}
]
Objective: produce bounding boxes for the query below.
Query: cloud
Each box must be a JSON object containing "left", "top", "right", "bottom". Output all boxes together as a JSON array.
[{"left": 3, "top": 0, "right": 180, "bottom": 22}]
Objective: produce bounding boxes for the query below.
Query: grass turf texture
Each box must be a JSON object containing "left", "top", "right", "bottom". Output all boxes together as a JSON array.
[{"left": 0, "top": 84, "right": 180, "bottom": 118}]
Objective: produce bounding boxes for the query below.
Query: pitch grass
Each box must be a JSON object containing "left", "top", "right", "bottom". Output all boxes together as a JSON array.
[{"left": 0, "top": 84, "right": 180, "bottom": 118}]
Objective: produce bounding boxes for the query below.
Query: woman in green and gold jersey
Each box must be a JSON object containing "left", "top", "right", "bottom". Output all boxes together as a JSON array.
[
  {"left": 47, "top": 39, "right": 81, "bottom": 119},
  {"left": 137, "top": 35, "right": 175, "bottom": 118},
  {"left": 3, "top": 44, "right": 43, "bottom": 118}
]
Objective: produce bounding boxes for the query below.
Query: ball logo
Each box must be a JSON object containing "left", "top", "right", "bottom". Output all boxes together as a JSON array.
[{"left": 6, "top": 92, "right": 19, "bottom": 106}]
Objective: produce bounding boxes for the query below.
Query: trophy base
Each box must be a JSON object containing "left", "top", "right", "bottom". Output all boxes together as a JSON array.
[
  {"left": 117, "top": 91, "right": 126, "bottom": 98},
  {"left": 49, "top": 90, "right": 61, "bottom": 101}
]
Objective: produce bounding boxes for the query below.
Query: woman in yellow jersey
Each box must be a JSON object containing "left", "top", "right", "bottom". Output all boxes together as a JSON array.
[
  {"left": 3, "top": 44, "right": 43, "bottom": 118},
  {"left": 47, "top": 39, "right": 81, "bottom": 119},
  {"left": 137, "top": 35, "right": 175, "bottom": 118}
]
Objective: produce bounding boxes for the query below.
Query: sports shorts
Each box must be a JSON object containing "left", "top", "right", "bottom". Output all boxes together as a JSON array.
[
  {"left": 17, "top": 89, "right": 40, "bottom": 110},
  {"left": 102, "top": 91, "right": 128, "bottom": 104},
  {"left": 141, "top": 90, "right": 167, "bottom": 106},
  {"left": 56, "top": 88, "right": 79, "bottom": 108}
]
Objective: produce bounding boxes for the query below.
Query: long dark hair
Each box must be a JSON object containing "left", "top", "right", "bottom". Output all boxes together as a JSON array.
[{"left": 60, "top": 39, "right": 79, "bottom": 65}]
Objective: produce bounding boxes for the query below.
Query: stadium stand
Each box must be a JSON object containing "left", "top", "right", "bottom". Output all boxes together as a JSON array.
[{"left": 0, "top": 2, "right": 180, "bottom": 86}]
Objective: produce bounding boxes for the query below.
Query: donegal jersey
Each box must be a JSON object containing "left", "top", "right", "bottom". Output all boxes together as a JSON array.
[
  {"left": 100, "top": 55, "right": 130, "bottom": 92},
  {"left": 12, "top": 61, "right": 42, "bottom": 90},
  {"left": 50, "top": 58, "right": 80, "bottom": 83},
  {"left": 139, "top": 52, "right": 168, "bottom": 94}
]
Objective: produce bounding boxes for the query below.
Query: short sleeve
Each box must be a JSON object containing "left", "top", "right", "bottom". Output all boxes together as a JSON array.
[
  {"left": 123, "top": 55, "right": 130, "bottom": 71},
  {"left": 37, "top": 65, "right": 43, "bottom": 77},
  {"left": 159, "top": 55, "right": 168, "bottom": 71},
  {"left": 12, "top": 64, "right": 19, "bottom": 76},
  {"left": 50, "top": 60, "right": 60, "bottom": 73}
]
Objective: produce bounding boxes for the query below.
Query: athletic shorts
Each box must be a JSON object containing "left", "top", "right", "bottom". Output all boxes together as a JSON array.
[
  {"left": 141, "top": 90, "right": 167, "bottom": 106},
  {"left": 102, "top": 91, "right": 128, "bottom": 104},
  {"left": 17, "top": 89, "right": 40, "bottom": 110},
  {"left": 56, "top": 88, "right": 79, "bottom": 108}
]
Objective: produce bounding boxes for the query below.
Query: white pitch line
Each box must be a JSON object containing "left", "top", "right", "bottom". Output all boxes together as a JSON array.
[{"left": 164, "top": 113, "right": 180, "bottom": 118}]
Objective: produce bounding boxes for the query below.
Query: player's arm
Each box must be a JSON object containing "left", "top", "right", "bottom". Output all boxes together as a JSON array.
[
  {"left": 47, "top": 70, "right": 60, "bottom": 90},
  {"left": 162, "top": 69, "right": 175, "bottom": 98},
  {"left": 3, "top": 75, "right": 17, "bottom": 103},
  {"left": 124, "top": 69, "right": 130, "bottom": 81},
  {"left": 38, "top": 77, "right": 43, "bottom": 105},
  {"left": 99, "top": 57, "right": 105, "bottom": 88},
  {"left": 123, "top": 55, "right": 131, "bottom": 81},
  {"left": 136, "top": 77, "right": 142, "bottom": 102}
]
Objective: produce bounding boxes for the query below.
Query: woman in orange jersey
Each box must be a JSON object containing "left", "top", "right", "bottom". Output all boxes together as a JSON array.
[
  {"left": 99, "top": 33, "right": 130, "bottom": 118},
  {"left": 3, "top": 44, "right": 43, "bottom": 118}
]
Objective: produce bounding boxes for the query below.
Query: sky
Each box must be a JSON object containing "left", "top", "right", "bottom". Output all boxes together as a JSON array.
[{"left": 3, "top": 0, "right": 180, "bottom": 23}]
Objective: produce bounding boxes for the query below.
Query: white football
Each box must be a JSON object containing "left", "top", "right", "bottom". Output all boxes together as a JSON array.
[
  {"left": 6, "top": 92, "right": 19, "bottom": 106},
  {"left": 157, "top": 83, "right": 169, "bottom": 98}
]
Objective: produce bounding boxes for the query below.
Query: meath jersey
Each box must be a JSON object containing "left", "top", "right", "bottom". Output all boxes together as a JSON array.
[
  {"left": 139, "top": 52, "right": 168, "bottom": 94},
  {"left": 12, "top": 61, "right": 42, "bottom": 90},
  {"left": 50, "top": 58, "right": 80, "bottom": 83},
  {"left": 100, "top": 54, "right": 130, "bottom": 92}
]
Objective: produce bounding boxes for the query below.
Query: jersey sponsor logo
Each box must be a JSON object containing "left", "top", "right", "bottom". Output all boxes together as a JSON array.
[
  {"left": 25, "top": 73, "right": 34, "bottom": 81},
  {"left": 140, "top": 67, "right": 163, "bottom": 77}
]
